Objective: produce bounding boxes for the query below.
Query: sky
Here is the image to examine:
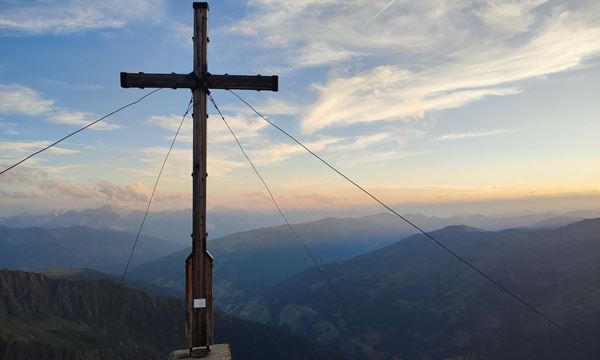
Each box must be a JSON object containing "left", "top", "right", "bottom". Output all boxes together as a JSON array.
[{"left": 1, "top": 0, "right": 600, "bottom": 217}]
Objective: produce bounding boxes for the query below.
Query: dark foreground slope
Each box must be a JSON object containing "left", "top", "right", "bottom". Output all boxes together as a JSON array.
[
  {"left": 235, "top": 219, "right": 600, "bottom": 360},
  {"left": 0, "top": 270, "right": 348, "bottom": 360},
  {"left": 40, "top": 267, "right": 183, "bottom": 298}
]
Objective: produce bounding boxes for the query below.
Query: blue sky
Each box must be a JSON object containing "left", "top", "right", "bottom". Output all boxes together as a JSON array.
[{"left": 1, "top": 0, "right": 600, "bottom": 216}]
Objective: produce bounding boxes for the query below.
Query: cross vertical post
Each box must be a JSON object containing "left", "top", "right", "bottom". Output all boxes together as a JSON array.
[
  {"left": 119, "top": 2, "right": 278, "bottom": 357},
  {"left": 192, "top": 1, "right": 209, "bottom": 353}
]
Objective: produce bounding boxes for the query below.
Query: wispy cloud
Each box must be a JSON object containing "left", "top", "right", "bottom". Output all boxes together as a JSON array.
[
  {"left": 0, "top": 0, "right": 165, "bottom": 34},
  {"left": 50, "top": 111, "right": 121, "bottom": 130},
  {"left": 229, "top": 1, "right": 600, "bottom": 133},
  {"left": 148, "top": 112, "right": 267, "bottom": 144},
  {"left": 45, "top": 179, "right": 92, "bottom": 199},
  {"left": 436, "top": 130, "right": 513, "bottom": 141},
  {"left": 95, "top": 180, "right": 149, "bottom": 202},
  {"left": 360, "top": 0, "right": 396, "bottom": 29},
  {"left": 302, "top": 2, "right": 600, "bottom": 132},
  {"left": 139, "top": 146, "right": 246, "bottom": 178},
  {"left": 477, "top": 0, "right": 548, "bottom": 33},
  {"left": 0, "top": 85, "right": 54, "bottom": 115},
  {"left": 0, "top": 189, "right": 38, "bottom": 199},
  {"left": 250, "top": 137, "right": 341, "bottom": 165},
  {"left": 172, "top": 23, "right": 193, "bottom": 47},
  {"left": 0, "top": 165, "right": 92, "bottom": 200},
  {"left": 147, "top": 114, "right": 192, "bottom": 142},
  {"left": 0, "top": 83, "right": 120, "bottom": 130},
  {"left": 303, "top": 67, "right": 521, "bottom": 133},
  {"left": 221, "top": 97, "right": 300, "bottom": 117},
  {"left": 0, "top": 122, "right": 20, "bottom": 136},
  {"left": 294, "top": 192, "right": 337, "bottom": 204},
  {"left": 0, "top": 140, "right": 79, "bottom": 155}
]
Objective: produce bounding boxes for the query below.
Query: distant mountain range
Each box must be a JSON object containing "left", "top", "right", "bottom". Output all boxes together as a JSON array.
[
  {"left": 232, "top": 219, "right": 600, "bottom": 359},
  {"left": 0, "top": 206, "right": 193, "bottom": 245},
  {"left": 127, "top": 211, "right": 596, "bottom": 307},
  {"left": 0, "top": 225, "right": 186, "bottom": 274},
  {"left": 0, "top": 269, "right": 350, "bottom": 360},
  {"left": 0, "top": 206, "right": 297, "bottom": 244},
  {"left": 2, "top": 205, "right": 598, "bottom": 245}
]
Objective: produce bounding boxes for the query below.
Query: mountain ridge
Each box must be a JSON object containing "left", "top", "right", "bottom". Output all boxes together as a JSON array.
[
  {"left": 0, "top": 225, "right": 185, "bottom": 274},
  {"left": 2, "top": 205, "right": 597, "bottom": 245},
  {"left": 232, "top": 218, "right": 600, "bottom": 359},
  {"left": 0, "top": 269, "right": 351, "bottom": 360}
]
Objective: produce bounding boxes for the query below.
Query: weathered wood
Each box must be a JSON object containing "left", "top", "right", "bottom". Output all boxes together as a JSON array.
[
  {"left": 185, "top": 254, "right": 193, "bottom": 342},
  {"left": 120, "top": 72, "right": 196, "bottom": 89},
  {"left": 120, "top": 72, "right": 278, "bottom": 91},
  {"left": 206, "top": 252, "right": 214, "bottom": 345},
  {"left": 207, "top": 74, "right": 278, "bottom": 91},
  {"left": 191, "top": 1, "right": 209, "bottom": 351}
]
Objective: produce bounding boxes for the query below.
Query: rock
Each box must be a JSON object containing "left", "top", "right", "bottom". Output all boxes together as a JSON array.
[{"left": 170, "top": 344, "right": 231, "bottom": 360}]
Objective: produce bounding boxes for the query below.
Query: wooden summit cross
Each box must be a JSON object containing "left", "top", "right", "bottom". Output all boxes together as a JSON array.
[{"left": 120, "top": 2, "right": 278, "bottom": 358}]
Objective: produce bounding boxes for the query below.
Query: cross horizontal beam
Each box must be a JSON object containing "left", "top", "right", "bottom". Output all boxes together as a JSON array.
[{"left": 120, "top": 72, "right": 278, "bottom": 91}]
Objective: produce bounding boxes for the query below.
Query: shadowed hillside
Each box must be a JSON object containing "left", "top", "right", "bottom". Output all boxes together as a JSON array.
[
  {"left": 129, "top": 211, "right": 594, "bottom": 308},
  {"left": 130, "top": 214, "right": 414, "bottom": 305},
  {"left": 233, "top": 219, "right": 600, "bottom": 359},
  {"left": 0, "top": 270, "right": 350, "bottom": 360}
]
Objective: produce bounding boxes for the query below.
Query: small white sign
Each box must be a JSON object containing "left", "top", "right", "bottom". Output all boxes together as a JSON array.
[{"left": 194, "top": 298, "right": 206, "bottom": 309}]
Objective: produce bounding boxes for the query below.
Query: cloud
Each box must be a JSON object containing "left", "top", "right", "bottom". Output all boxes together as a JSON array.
[
  {"left": 208, "top": 155, "right": 248, "bottom": 177},
  {"left": 148, "top": 112, "right": 267, "bottom": 144},
  {"left": 0, "top": 140, "right": 79, "bottom": 155},
  {"left": 96, "top": 180, "right": 149, "bottom": 202},
  {"left": 0, "top": 161, "right": 186, "bottom": 206},
  {"left": 147, "top": 114, "right": 192, "bottom": 142},
  {"left": 230, "top": 1, "right": 600, "bottom": 133},
  {"left": 0, "top": 83, "right": 120, "bottom": 130},
  {"left": 140, "top": 125, "right": 343, "bottom": 178},
  {"left": 294, "top": 193, "right": 337, "bottom": 204},
  {"left": 149, "top": 110, "right": 418, "bottom": 172},
  {"left": 210, "top": 114, "right": 268, "bottom": 144},
  {"left": 0, "top": 189, "right": 38, "bottom": 199},
  {"left": 139, "top": 146, "right": 246, "bottom": 178},
  {"left": 43, "top": 179, "right": 92, "bottom": 199},
  {"left": 334, "top": 133, "right": 392, "bottom": 151},
  {"left": 302, "top": 4, "right": 600, "bottom": 131},
  {"left": 50, "top": 111, "right": 121, "bottom": 130},
  {"left": 0, "top": 122, "right": 19, "bottom": 135},
  {"left": 0, "top": 85, "right": 54, "bottom": 115},
  {"left": 0, "top": 165, "right": 47, "bottom": 184},
  {"left": 244, "top": 191, "right": 270, "bottom": 204},
  {"left": 477, "top": 0, "right": 548, "bottom": 33},
  {"left": 229, "top": 0, "right": 469, "bottom": 67},
  {"left": 303, "top": 65, "right": 521, "bottom": 132},
  {"left": 172, "top": 23, "right": 193, "bottom": 47},
  {"left": 360, "top": 0, "right": 396, "bottom": 29},
  {"left": 0, "top": 0, "right": 165, "bottom": 34},
  {"left": 231, "top": 0, "right": 557, "bottom": 67},
  {"left": 222, "top": 97, "right": 300, "bottom": 116},
  {"left": 250, "top": 137, "right": 341, "bottom": 165},
  {"left": 0, "top": 165, "right": 95, "bottom": 200},
  {"left": 436, "top": 130, "right": 513, "bottom": 141}
]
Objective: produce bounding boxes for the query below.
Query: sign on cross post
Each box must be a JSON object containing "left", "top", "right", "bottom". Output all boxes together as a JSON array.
[{"left": 120, "top": 2, "right": 278, "bottom": 358}]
